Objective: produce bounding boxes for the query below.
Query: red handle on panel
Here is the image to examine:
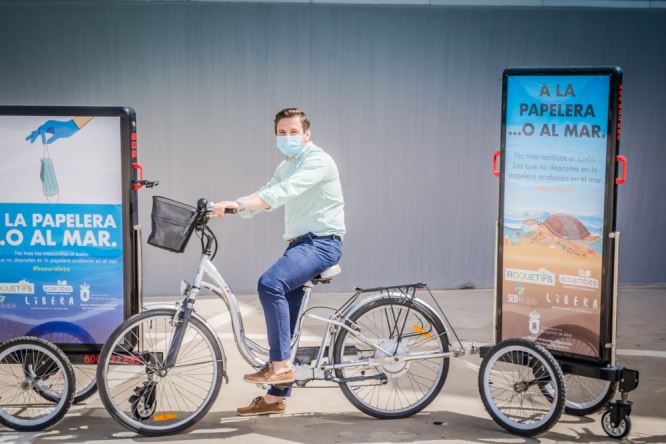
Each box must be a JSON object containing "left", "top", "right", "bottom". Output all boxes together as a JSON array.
[
  {"left": 132, "top": 163, "right": 144, "bottom": 190},
  {"left": 616, "top": 155, "right": 628, "bottom": 185},
  {"left": 493, "top": 151, "right": 500, "bottom": 177}
]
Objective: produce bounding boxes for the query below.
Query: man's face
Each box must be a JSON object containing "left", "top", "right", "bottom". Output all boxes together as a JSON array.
[{"left": 276, "top": 116, "right": 310, "bottom": 144}]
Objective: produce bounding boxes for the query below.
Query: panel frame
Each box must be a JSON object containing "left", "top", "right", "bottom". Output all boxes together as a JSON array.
[
  {"left": 495, "top": 67, "right": 623, "bottom": 365},
  {"left": 0, "top": 105, "right": 140, "bottom": 355}
]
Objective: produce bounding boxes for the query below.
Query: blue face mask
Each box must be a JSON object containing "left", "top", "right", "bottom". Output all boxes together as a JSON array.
[
  {"left": 40, "top": 143, "right": 59, "bottom": 201},
  {"left": 276, "top": 136, "right": 304, "bottom": 157},
  {"left": 40, "top": 157, "right": 59, "bottom": 198}
]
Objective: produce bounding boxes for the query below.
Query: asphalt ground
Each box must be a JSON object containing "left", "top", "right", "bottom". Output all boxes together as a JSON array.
[{"left": 1, "top": 286, "right": 665, "bottom": 444}]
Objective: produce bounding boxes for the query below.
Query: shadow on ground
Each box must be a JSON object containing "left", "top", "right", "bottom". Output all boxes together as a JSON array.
[{"left": 3, "top": 409, "right": 665, "bottom": 444}]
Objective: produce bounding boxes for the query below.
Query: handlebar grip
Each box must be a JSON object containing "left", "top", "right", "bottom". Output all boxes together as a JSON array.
[{"left": 205, "top": 201, "right": 239, "bottom": 215}]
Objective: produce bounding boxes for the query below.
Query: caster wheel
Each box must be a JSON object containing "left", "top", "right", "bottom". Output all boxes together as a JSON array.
[
  {"left": 129, "top": 381, "right": 157, "bottom": 420},
  {"left": 602, "top": 410, "right": 631, "bottom": 439}
]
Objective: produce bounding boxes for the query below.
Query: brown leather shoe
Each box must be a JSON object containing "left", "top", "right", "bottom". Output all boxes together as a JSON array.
[
  {"left": 243, "top": 364, "right": 295, "bottom": 385},
  {"left": 236, "top": 396, "right": 286, "bottom": 416}
]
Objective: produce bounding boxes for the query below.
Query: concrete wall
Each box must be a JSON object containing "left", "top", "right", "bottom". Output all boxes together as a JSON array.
[{"left": 1, "top": 3, "right": 664, "bottom": 294}]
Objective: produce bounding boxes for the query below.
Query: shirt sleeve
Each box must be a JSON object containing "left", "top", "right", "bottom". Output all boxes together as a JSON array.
[
  {"left": 256, "top": 154, "right": 331, "bottom": 210},
  {"left": 238, "top": 168, "right": 282, "bottom": 219}
]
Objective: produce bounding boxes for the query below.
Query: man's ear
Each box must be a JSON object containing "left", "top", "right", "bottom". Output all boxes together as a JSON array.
[{"left": 304, "top": 130, "right": 311, "bottom": 143}]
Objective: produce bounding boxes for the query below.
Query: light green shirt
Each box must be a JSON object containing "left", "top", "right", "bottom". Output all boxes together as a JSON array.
[{"left": 240, "top": 141, "right": 346, "bottom": 241}]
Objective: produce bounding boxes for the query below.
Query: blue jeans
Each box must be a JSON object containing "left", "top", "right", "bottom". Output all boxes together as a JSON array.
[{"left": 257, "top": 232, "right": 342, "bottom": 397}]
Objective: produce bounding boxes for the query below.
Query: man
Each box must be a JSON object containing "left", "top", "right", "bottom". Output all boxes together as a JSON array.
[{"left": 212, "top": 108, "right": 345, "bottom": 416}]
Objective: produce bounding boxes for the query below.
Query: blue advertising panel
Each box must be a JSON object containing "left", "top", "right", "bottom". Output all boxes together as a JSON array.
[
  {"left": 0, "top": 110, "right": 138, "bottom": 349},
  {"left": 498, "top": 68, "right": 622, "bottom": 361}
]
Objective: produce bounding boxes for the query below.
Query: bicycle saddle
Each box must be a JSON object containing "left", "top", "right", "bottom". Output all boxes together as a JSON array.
[{"left": 311, "top": 264, "right": 342, "bottom": 285}]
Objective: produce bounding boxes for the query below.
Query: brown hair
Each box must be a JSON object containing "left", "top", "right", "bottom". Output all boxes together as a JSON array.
[{"left": 274, "top": 108, "right": 311, "bottom": 134}]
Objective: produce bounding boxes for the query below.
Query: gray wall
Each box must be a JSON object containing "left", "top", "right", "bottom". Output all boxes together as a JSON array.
[{"left": 1, "top": 3, "right": 665, "bottom": 294}]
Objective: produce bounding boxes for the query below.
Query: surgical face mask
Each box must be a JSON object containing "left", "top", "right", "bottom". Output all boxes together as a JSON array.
[
  {"left": 40, "top": 157, "right": 59, "bottom": 198},
  {"left": 276, "top": 135, "right": 305, "bottom": 157}
]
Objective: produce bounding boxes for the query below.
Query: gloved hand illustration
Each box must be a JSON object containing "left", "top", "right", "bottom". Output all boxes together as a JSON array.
[{"left": 25, "top": 119, "right": 80, "bottom": 144}]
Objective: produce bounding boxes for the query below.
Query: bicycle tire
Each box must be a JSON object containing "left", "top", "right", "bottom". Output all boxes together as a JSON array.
[
  {"left": 479, "top": 338, "right": 565, "bottom": 436},
  {"left": 333, "top": 297, "right": 450, "bottom": 419},
  {"left": 32, "top": 364, "right": 97, "bottom": 404},
  {"left": 71, "top": 368, "right": 98, "bottom": 404},
  {"left": 0, "top": 336, "right": 75, "bottom": 432},
  {"left": 536, "top": 324, "right": 616, "bottom": 416},
  {"left": 539, "top": 374, "right": 616, "bottom": 416},
  {"left": 97, "top": 308, "right": 224, "bottom": 436}
]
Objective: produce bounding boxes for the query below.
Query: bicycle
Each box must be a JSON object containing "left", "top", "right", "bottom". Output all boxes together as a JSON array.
[{"left": 96, "top": 196, "right": 456, "bottom": 436}]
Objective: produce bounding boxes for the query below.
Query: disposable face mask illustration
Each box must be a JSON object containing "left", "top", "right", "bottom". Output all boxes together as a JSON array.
[{"left": 40, "top": 144, "right": 59, "bottom": 201}]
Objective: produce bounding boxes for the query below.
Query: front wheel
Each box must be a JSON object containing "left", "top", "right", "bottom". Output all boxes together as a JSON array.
[
  {"left": 333, "top": 297, "right": 450, "bottom": 419},
  {"left": 479, "top": 338, "right": 565, "bottom": 436},
  {"left": 96, "top": 308, "right": 224, "bottom": 436}
]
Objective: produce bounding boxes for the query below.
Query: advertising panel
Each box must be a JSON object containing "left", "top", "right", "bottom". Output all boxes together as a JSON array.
[
  {"left": 0, "top": 112, "right": 133, "bottom": 347},
  {"left": 499, "top": 69, "right": 621, "bottom": 360}
]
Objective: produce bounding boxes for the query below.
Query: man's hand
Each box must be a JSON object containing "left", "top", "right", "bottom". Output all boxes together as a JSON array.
[{"left": 211, "top": 201, "right": 240, "bottom": 218}]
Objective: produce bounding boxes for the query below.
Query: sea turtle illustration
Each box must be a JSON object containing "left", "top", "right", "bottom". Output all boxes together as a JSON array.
[{"left": 523, "top": 214, "right": 600, "bottom": 256}]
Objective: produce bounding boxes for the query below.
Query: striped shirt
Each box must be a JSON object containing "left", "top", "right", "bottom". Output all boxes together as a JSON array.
[{"left": 239, "top": 141, "right": 346, "bottom": 241}]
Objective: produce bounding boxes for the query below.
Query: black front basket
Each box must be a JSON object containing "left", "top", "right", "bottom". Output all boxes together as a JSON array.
[{"left": 147, "top": 196, "right": 198, "bottom": 253}]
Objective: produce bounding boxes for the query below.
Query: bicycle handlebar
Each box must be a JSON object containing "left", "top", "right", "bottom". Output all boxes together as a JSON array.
[{"left": 201, "top": 199, "right": 238, "bottom": 215}]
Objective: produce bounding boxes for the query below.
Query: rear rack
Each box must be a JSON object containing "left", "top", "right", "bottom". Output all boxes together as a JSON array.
[{"left": 345, "top": 282, "right": 469, "bottom": 356}]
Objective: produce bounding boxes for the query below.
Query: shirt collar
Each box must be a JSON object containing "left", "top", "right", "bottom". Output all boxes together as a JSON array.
[{"left": 289, "top": 141, "right": 315, "bottom": 162}]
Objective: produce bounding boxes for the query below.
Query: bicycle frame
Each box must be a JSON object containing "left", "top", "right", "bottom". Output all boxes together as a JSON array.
[
  {"left": 157, "top": 218, "right": 464, "bottom": 384},
  {"left": 194, "top": 252, "right": 410, "bottom": 374},
  {"left": 198, "top": 251, "right": 304, "bottom": 368}
]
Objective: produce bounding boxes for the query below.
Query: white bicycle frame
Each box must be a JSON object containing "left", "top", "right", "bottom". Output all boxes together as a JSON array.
[{"left": 169, "top": 249, "right": 458, "bottom": 383}]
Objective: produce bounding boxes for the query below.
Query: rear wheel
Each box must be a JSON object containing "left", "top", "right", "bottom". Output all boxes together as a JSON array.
[{"left": 333, "top": 297, "right": 450, "bottom": 419}]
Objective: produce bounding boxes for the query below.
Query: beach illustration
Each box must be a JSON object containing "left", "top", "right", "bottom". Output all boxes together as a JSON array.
[
  {"left": 504, "top": 211, "right": 602, "bottom": 256},
  {"left": 501, "top": 210, "right": 603, "bottom": 357}
]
